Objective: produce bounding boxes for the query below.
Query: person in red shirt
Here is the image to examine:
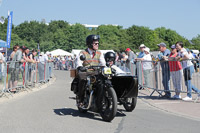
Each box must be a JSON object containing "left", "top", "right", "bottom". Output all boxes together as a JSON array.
[{"left": 168, "top": 44, "right": 183, "bottom": 99}]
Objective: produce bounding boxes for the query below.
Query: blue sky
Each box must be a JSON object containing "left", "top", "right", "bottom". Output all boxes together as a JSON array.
[{"left": 0, "top": 0, "right": 200, "bottom": 40}]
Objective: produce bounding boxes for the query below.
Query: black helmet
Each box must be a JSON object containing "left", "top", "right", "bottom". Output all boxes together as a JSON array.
[
  {"left": 104, "top": 52, "right": 116, "bottom": 63},
  {"left": 86, "top": 35, "right": 100, "bottom": 49}
]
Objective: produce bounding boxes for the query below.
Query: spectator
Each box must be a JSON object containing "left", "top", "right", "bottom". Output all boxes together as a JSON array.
[
  {"left": 10, "top": 45, "right": 19, "bottom": 60},
  {"left": 47, "top": 53, "right": 53, "bottom": 78},
  {"left": 73, "top": 54, "right": 78, "bottom": 68},
  {"left": 137, "top": 44, "right": 146, "bottom": 85},
  {"left": 135, "top": 47, "right": 152, "bottom": 88},
  {"left": 28, "top": 49, "right": 37, "bottom": 82},
  {"left": 0, "top": 52, "right": 4, "bottom": 80},
  {"left": 157, "top": 42, "right": 171, "bottom": 98},
  {"left": 115, "top": 52, "right": 123, "bottom": 67},
  {"left": 120, "top": 52, "right": 128, "bottom": 70},
  {"left": 9, "top": 46, "right": 26, "bottom": 92},
  {"left": 190, "top": 50, "right": 196, "bottom": 58},
  {"left": 38, "top": 52, "right": 45, "bottom": 82},
  {"left": 125, "top": 48, "right": 136, "bottom": 75},
  {"left": 137, "top": 44, "right": 146, "bottom": 58},
  {"left": 175, "top": 41, "right": 200, "bottom": 101},
  {"left": 168, "top": 44, "right": 183, "bottom": 99}
]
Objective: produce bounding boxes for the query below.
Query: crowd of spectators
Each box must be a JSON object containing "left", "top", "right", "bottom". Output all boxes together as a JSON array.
[
  {"left": 1, "top": 42, "right": 200, "bottom": 99},
  {"left": 0, "top": 45, "right": 53, "bottom": 93},
  {"left": 53, "top": 55, "right": 77, "bottom": 70}
]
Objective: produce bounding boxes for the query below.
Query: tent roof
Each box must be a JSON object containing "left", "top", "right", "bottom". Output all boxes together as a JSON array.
[
  {"left": 0, "top": 39, "right": 6, "bottom": 47},
  {"left": 50, "top": 49, "right": 73, "bottom": 56}
]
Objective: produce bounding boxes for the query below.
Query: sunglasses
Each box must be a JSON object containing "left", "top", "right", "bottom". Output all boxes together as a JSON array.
[{"left": 93, "top": 43, "right": 99, "bottom": 45}]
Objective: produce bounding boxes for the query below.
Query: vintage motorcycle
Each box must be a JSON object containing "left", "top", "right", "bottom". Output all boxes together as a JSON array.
[{"left": 70, "top": 55, "right": 138, "bottom": 122}]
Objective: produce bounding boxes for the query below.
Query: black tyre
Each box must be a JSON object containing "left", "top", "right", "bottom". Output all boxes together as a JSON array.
[
  {"left": 99, "top": 87, "right": 117, "bottom": 122},
  {"left": 123, "top": 97, "right": 137, "bottom": 112}
]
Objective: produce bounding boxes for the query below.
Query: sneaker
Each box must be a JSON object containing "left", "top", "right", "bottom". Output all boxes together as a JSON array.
[
  {"left": 172, "top": 95, "right": 181, "bottom": 99},
  {"left": 182, "top": 96, "right": 192, "bottom": 101}
]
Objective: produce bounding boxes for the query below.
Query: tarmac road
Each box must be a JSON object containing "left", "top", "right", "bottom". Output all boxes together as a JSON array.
[{"left": 0, "top": 70, "right": 199, "bottom": 133}]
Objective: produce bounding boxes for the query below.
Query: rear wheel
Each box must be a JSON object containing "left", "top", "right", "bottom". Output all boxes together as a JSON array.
[
  {"left": 123, "top": 97, "right": 137, "bottom": 112},
  {"left": 99, "top": 87, "right": 117, "bottom": 122}
]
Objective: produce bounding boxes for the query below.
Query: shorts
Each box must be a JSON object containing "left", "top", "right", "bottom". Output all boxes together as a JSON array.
[{"left": 10, "top": 68, "right": 20, "bottom": 82}]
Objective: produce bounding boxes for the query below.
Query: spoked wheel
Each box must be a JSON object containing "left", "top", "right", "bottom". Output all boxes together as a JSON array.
[
  {"left": 123, "top": 97, "right": 137, "bottom": 112},
  {"left": 99, "top": 87, "right": 117, "bottom": 122}
]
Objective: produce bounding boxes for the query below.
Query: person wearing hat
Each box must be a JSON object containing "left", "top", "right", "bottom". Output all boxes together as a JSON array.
[
  {"left": 76, "top": 35, "right": 106, "bottom": 107},
  {"left": 138, "top": 44, "right": 146, "bottom": 58},
  {"left": 125, "top": 48, "right": 136, "bottom": 74},
  {"left": 135, "top": 47, "right": 152, "bottom": 88},
  {"left": 136, "top": 44, "right": 146, "bottom": 85},
  {"left": 168, "top": 44, "right": 183, "bottom": 99},
  {"left": 157, "top": 42, "right": 171, "bottom": 98}
]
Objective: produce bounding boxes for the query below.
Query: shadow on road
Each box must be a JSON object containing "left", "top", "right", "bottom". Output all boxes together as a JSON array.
[
  {"left": 53, "top": 107, "right": 126, "bottom": 121},
  {"left": 53, "top": 107, "right": 103, "bottom": 121}
]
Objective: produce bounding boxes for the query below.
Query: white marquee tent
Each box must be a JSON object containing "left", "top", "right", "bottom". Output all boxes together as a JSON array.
[{"left": 50, "top": 49, "right": 73, "bottom": 56}]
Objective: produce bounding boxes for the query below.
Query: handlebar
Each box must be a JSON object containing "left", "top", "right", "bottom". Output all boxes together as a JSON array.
[{"left": 78, "top": 66, "right": 105, "bottom": 72}]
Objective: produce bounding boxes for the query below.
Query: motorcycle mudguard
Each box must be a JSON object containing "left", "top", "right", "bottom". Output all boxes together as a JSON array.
[
  {"left": 71, "top": 78, "right": 79, "bottom": 94},
  {"left": 111, "top": 76, "right": 138, "bottom": 98}
]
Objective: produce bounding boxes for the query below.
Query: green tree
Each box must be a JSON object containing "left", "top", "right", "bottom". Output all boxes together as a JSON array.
[{"left": 191, "top": 34, "right": 200, "bottom": 50}]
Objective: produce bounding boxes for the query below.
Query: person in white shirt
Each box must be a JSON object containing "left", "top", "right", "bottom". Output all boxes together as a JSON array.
[
  {"left": 77, "top": 36, "right": 105, "bottom": 67},
  {"left": 38, "top": 52, "right": 45, "bottom": 82},
  {"left": 135, "top": 47, "right": 152, "bottom": 88},
  {"left": 76, "top": 35, "right": 105, "bottom": 106},
  {"left": 176, "top": 41, "right": 200, "bottom": 101}
]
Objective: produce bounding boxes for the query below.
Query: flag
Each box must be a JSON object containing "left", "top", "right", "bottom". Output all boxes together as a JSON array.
[
  {"left": 0, "top": 17, "right": 4, "bottom": 24},
  {"left": 6, "top": 11, "right": 13, "bottom": 48}
]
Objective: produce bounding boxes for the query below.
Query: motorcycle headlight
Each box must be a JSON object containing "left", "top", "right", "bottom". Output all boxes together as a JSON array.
[{"left": 103, "top": 67, "right": 112, "bottom": 75}]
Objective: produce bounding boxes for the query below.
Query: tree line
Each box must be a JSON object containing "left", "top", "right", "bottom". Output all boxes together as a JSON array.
[{"left": 0, "top": 18, "right": 200, "bottom": 53}]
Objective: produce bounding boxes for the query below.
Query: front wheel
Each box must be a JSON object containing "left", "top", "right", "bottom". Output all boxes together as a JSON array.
[
  {"left": 99, "top": 87, "right": 117, "bottom": 122},
  {"left": 123, "top": 97, "right": 137, "bottom": 112}
]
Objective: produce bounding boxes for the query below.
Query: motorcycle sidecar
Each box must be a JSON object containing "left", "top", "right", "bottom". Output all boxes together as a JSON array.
[{"left": 111, "top": 75, "right": 138, "bottom": 112}]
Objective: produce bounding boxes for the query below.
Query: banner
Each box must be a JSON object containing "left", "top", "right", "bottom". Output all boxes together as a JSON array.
[{"left": 6, "top": 11, "right": 13, "bottom": 48}]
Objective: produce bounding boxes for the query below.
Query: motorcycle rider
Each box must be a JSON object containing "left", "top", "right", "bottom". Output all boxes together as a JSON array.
[
  {"left": 76, "top": 35, "right": 106, "bottom": 106},
  {"left": 77, "top": 35, "right": 106, "bottom": 67},
  {"left": 105, "top": 52, "right": 126, "bottom": 74}
]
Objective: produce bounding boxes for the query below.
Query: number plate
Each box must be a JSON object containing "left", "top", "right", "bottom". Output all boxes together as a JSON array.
[{"left": 104, "top": 68, "right": 112, "bottom": 74}]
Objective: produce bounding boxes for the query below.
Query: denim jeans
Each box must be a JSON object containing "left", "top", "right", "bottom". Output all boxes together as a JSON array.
[
  {"left": 184, "top": 65, "right": 200, "bottom": 98},
  {"left": 162, "top": 69, "right": 171, "bottom": 96},
  {"left": 49, "top": 66, "right": 52, "bottom": 77}
]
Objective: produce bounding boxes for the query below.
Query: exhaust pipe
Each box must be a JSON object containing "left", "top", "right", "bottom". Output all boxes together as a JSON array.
[{"left": 81, "top": 90, "right": 93, "bottom": 110}]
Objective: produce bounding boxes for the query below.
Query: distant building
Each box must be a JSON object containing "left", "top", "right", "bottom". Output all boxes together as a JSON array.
[
  {"left": 82, "top": 24, "right": 99, "bottom": 30},
  {"left": 83, "top": 24, "right": 119, "bottom": 30}
]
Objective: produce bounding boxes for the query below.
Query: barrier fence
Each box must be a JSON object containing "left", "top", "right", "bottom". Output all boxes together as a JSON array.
[
  {"left": 128, "top": 59, "right": 200, "bottom": 102},
  {"left": 0, "top": 61, "right": 53, "bottom": 98}
]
